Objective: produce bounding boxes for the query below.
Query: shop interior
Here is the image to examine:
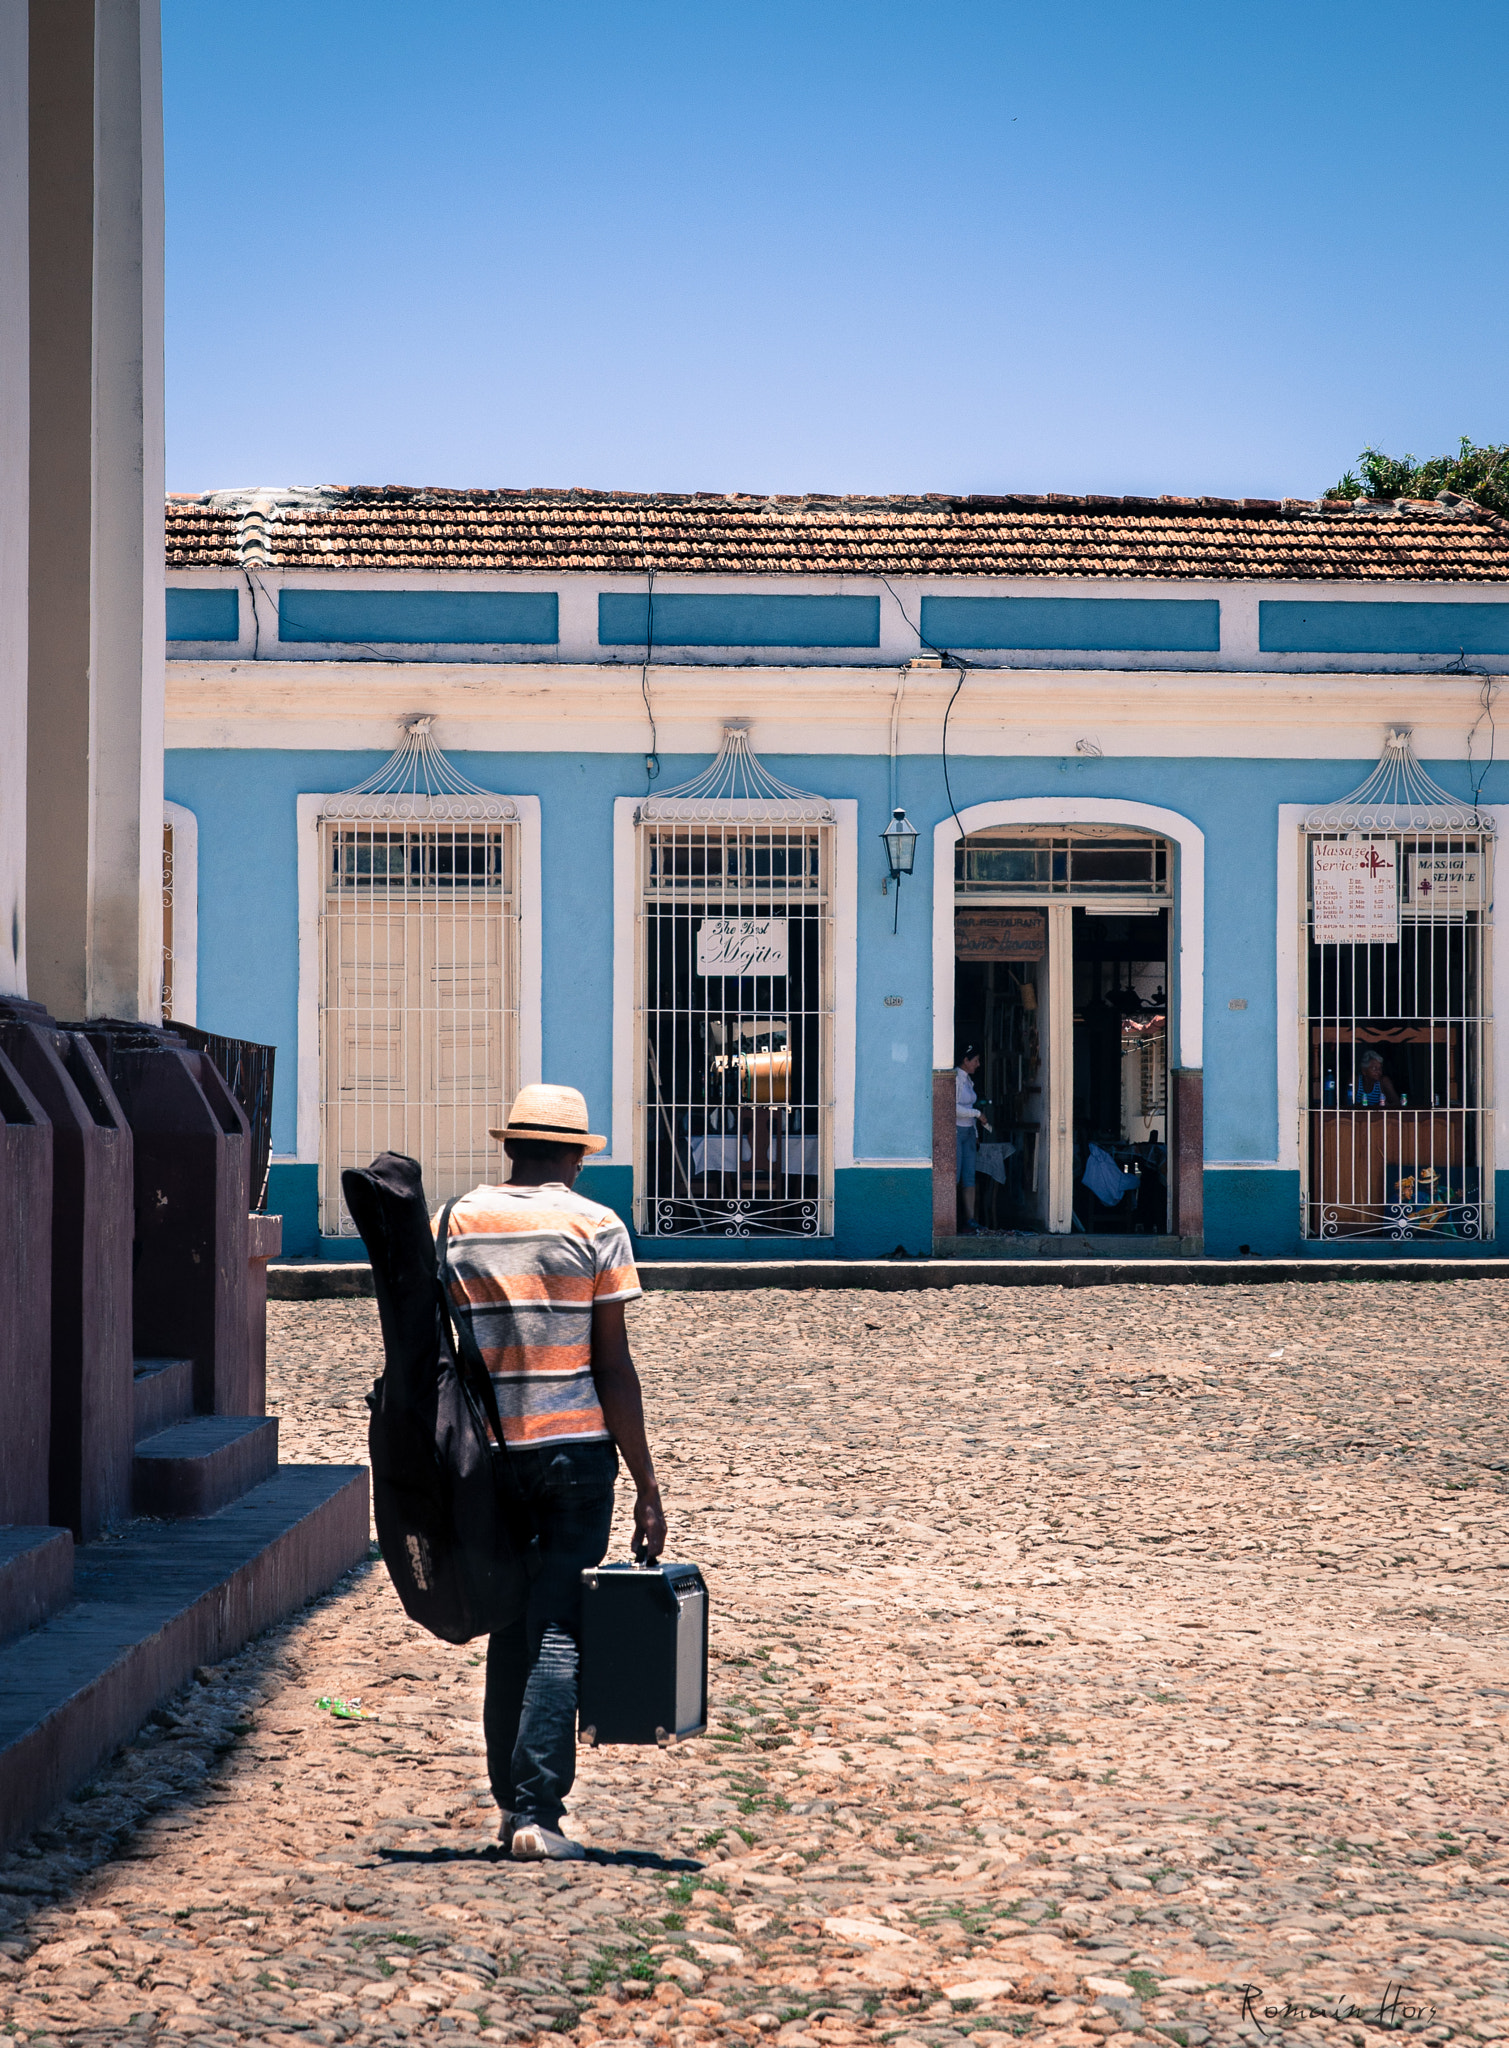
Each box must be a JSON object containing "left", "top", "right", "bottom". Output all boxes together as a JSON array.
[{"left": 953, "top": 908, "right": 1169, "bottom": 1235}]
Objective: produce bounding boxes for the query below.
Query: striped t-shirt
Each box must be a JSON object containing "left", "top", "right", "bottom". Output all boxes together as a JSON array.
[{"left": 439, "top": 1183, "right": 641, "bottom": 1448}]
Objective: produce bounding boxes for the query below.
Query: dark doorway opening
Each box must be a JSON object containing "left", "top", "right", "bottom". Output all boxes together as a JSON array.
[{"left": 1071, "top": 908, "right": 1169, "bottom": 1234}]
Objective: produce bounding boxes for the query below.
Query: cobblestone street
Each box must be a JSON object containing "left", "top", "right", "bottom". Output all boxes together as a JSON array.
[{"left": 3, "top": 1279, "right": 1508, "bottom": 2048}]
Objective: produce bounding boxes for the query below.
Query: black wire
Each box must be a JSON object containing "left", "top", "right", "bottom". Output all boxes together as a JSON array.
[
  {"left": 939, "top": 660, "right": 967, "bottom": 848},
  {"left": 640, "top": 562, "right": 660, "bottom": 790},
  {"left": 875, "top": 573, "right": 969, "bottom": 849},
  {"left": 1469, "top": 673, "right": 1498, "bottom": 815},
  {"left": 242, "top": 569, "right": 261, "bottom": 657}
]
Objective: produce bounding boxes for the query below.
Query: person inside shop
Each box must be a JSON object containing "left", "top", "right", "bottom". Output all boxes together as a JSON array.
[
  {"left": 955, "top": 1044, "right": 992, "bottom": 1235},
  {"left": 1353, "top": 1049, "right": 1401, "bottom": 1108}
]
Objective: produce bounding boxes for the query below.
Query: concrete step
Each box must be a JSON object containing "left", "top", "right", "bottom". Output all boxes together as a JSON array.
[
  {"left": 935, "top": 1232, "right": 1196, "bottom": 1260},
  {"left": 133, "top": 1417, "right": 279, "bottom": 1519},
  {"left": 0, "top": 1463, "right": 369, "bottom": 1850},
  {"left": 0, "top": 1528, "right": 75, "bottom": 1646},
  {"left": 132, "top": 1356, "right": 195, "bottom": 1442}
]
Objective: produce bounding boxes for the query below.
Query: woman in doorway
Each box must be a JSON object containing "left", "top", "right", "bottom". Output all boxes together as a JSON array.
[{"left": 955, "top": 1045, "right": 992, "bottom": 1236}]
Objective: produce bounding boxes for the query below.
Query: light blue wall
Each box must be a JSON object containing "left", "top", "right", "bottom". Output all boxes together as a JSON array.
[
  {"left": 277, "top": 588, "right": 559, "bottom": 645},
  {"left": 920, "top": 595, "right": 1221, "bottom": 653},
  {"left": 1260, "top": 600, "right": 1509, "bottom": 656},
  {"left": 599, "top": 593, "right": 880, "bottom": 648},
  {"left": 166, "top": 742, "right": 1509, "bottom": 1259},
  {"left": 167, "top": 586, "right": 239, "bottom": 640}
]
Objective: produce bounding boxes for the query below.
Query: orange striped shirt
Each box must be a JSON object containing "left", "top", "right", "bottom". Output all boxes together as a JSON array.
[{"left": 438, "top": 1183, "right": 640, "bottom": 1448}]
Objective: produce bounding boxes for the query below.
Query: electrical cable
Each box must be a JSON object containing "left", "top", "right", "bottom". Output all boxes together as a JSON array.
[
  {"left": 876, "top": 572, "right": 968, "bottom": 847},
  {"left": 242, "top": 569, "right": 262, "bottom": 658},
  {"left": 1468, "top": 673, "right": 1498, "bottom": 817},
  {"left": 640, "top": 560, "right": 660, "bottom": 791}
]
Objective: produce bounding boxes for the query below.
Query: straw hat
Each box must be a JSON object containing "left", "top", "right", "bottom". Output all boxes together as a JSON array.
[{"left": 489, "top": 1083, "right": 606, "bottom": 1154}]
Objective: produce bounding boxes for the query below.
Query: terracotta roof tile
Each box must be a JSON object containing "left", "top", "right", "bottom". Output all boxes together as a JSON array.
[{"left": 162, "top": 487, "right": 1509, "bottom": 583}]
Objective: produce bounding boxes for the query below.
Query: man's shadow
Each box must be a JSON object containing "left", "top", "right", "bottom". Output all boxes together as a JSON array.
[{"left": 376, "top": 1844, "right": 703, "bottom": 1872}]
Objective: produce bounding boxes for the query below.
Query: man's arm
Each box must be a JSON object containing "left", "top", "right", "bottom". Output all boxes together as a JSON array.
[{"left": 590, "top": 1299, "right": 666, "bottom": 1561}]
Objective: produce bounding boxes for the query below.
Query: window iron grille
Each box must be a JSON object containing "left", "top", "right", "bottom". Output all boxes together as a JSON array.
[
  {"left": 635, "top": 727, "right": 834, "bottom": 1238},
  {"left": 956, "top": 830, "right": 1172, "bottom": 897},
  {"left": 1300, "top": 734, "right": 1495, "bottom": 1243}
]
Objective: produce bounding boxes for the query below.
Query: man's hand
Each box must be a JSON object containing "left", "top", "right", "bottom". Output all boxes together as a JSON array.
[{"left": 633, "top": 1484, "right": 667, "bottom": 1563}]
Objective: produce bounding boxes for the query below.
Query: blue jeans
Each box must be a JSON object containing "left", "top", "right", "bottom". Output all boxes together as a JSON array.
[
  {"left": 956, "top": 1123, "right": 977, "bottom": 1188},
  {"left": 484, "top": 1438, "right": 617, "bottom": 1830}
]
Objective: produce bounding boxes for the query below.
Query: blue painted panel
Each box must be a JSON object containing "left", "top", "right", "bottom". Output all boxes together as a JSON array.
[
  {"left": 278, "top": 588, "right": 559, "bottom": 645},
  {"left": 1203, "top": 1170, "right": 1299, "bottom": 1258},
  {"left": 264, "top": 1163, "right": 318, "bottom": 1256},
  {"left": 573, "top": 1164, "right": 931, "bottom": 1263},
  {"left": 599, "top": 593, "right": 880, "bottom": 648},
  {"left": 1260, "top": 600, "right": 1509, "bottom": 656},
  {"left": 167, "top": 586, "right": 239, "bottom": 641},
  {"left": 920, "top": 595, "right": 1221, "bottom": 653}
]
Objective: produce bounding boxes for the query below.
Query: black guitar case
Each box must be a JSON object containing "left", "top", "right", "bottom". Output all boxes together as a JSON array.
[{"left": 342, "top": 1152, "right": 536, "bottom": 1644}]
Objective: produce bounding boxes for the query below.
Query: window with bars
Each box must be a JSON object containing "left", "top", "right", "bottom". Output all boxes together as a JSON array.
[
  {"left": 955, "top": 831, "right": 1172, "bottom": 897},
  {"left": 319, "top": 818, "right": 519, "bottom": 1236},
  {"left": 1301, "top": 827, "right": 1493, "bottom": 1241},
  {"left": 635, "top": 819, "right": 833, "bottom": 1238}
]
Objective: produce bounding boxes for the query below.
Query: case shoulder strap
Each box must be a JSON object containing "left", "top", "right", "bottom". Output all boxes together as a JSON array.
[{"left": 435, "top": 1201, "right": 536, "bottom": 1543}]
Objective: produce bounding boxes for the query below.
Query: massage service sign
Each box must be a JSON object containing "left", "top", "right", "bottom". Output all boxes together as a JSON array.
[
  {"left": 1311, "top": 838, "right": 1399, "bottom": 945},
  {"left": 696, "top": 917, "right": 789, "bottom": 977}
]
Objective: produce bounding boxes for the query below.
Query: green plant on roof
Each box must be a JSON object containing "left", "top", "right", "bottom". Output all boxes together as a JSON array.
[{"left": 1325, "top": 439, "right": 1509, "bottom": 516}]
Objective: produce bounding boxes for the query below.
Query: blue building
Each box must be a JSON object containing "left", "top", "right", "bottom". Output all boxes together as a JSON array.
[{"left": 162, "top": 485, "right": 1509, "bottom": 1261}]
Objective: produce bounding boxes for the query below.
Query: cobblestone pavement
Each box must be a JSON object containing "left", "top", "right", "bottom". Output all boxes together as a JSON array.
[{"left": 3, "top": 1280, "right": 1509, "bottom": 2048}]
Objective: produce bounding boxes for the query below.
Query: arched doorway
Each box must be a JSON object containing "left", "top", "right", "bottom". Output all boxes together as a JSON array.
[{"left": 931, "top": 799, "right": 1205, "bottom": 1248}]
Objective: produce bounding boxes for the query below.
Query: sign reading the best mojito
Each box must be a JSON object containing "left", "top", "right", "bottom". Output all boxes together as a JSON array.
[{"left": 696, "top": 918, "right": 789, "bottom": 976}]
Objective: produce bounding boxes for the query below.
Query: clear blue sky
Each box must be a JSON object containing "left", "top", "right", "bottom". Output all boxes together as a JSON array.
[{"left": 163, "top": 1, "right": 1509, "bottom": 501}]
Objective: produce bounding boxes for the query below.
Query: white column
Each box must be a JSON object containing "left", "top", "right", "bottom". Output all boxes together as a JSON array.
[
  {"left": 26, "top": 0, "right": 165, "bottom": 1022},
  {"left": 87, "top": 0, "right": 164, "bottom": 1019},
  {"left": 0, "top": 0, "right": 28, "bottom": 995}
]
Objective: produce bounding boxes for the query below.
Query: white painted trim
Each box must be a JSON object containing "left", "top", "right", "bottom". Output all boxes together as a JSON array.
[
  {"left": 1275, "top": 807, "right": 1304, "bottom": 1174},
  {"left": 1207, "top": 1159, "right": 1282, "bottom": 1169},
  {"left": 831, "top": 798, "right": 858, "bottom": 1171},
  {"left": 609, "top": 790, "right": 859, "bottom": 1194},
  {"left": 851, "top": 1157, "right": 932, "bottom": 1168},
  {"left": 294, "top": 791, "right": 542, "bottom": 1165},
  {"left": 162, "top": 800, "right": 198, "bottom": 1025},
  {"left": 295, "top": 795, "right": 322, "bottom": 1163},
  {"left": 1276, "top": 802, "right": 1508, "bottom": 1213},
  {"left": 514, "top": 795, "right": 542, "bottom": 1088},
  {"left": 609, "top": 797, "right": 637, "bottom": 1166},
  {"left": 931, "top": 797, "right": 1206, "bottom": 1074},
  {"left": 167, "top": 662, "right": 1509, "bottom": 758}
]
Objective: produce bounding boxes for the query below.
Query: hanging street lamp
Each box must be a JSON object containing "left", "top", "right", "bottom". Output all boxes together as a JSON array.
[{"left": 880, "top": 806, "right": 918, "bottom": 932}]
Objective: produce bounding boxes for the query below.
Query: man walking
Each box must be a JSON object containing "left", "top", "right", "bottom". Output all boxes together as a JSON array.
[{"left": 441, "top": 1083, "right": 666, "bottom": 1862}]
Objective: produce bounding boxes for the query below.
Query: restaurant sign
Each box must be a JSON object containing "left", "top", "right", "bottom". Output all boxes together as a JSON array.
[
  {"left": 954, "top": 909, "right": 1048, "bottom": 962},
  {"left": 696, "top": 917, "right": 788, "bottom": 977},
  {"left": 1311, "top": 838, "right": 1399, "bottom": 945}
]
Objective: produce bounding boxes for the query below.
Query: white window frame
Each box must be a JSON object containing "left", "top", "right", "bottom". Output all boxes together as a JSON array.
[
  {"left": 162, "top": 800, "right": 198, "bottom": 1026},
  {"left": 611, "top": 795, "right": 858, "bottom": 1186},
  {"left": 295, "top": 790, "right": 541, "bottom": 1185},
  {"left": 1277, "top": 802, "right": 1506, "bottom": 1237}
]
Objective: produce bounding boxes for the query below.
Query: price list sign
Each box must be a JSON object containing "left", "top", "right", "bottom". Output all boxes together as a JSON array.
[{"left": 1311, "top": 838, "right": 1399, "bottom": 945}]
